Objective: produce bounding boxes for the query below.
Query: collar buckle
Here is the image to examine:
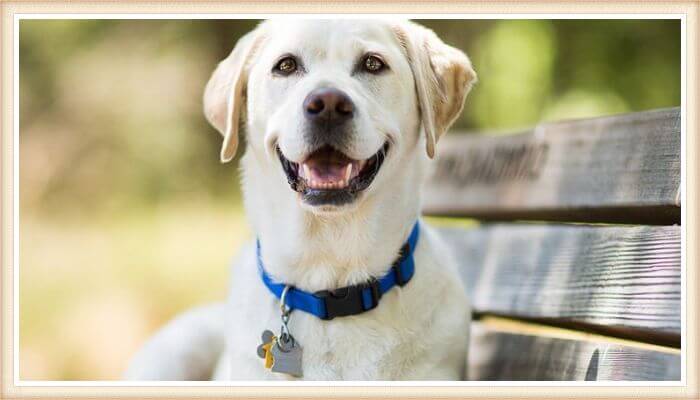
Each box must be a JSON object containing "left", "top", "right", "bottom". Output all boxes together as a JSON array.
[{"left": 316, "top": 278, "right": 382, "bottom": 320}]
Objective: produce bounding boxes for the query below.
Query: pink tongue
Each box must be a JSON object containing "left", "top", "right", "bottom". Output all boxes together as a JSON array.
[
  {"left": 305, "top": 163, "right": 346, "bottom": 183},
  {"left": 298, "top": 159, "right": 363, "bottom": 189}
]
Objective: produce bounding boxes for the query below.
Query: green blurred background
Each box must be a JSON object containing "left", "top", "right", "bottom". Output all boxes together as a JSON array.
[{"left": 19, "top": 19, "right": 680, "bottom": 380}]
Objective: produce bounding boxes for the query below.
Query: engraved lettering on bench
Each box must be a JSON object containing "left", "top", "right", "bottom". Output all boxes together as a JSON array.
[{"left": 434, "top": 142, "right": 549, "bottom": 184}]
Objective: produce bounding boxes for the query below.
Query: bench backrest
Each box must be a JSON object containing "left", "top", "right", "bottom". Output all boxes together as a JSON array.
[{"left": 424, "top": 107, "right": 681, "bottom": 381}]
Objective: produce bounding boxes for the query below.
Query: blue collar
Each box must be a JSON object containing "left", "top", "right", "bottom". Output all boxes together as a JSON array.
[{"left": 257, "top": 222, "right": 420, "bottom": 320}]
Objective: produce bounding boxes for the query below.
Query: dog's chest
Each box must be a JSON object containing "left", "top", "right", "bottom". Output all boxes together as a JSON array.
[
  {"left": 215, "top": 237, "right": 468, "bottom": 381},
  {"left": 225, "top": 291, "right": 420, "bottom": 380},
  {"left": 220, "top": 259, "right": 424, "bottom": 380}
]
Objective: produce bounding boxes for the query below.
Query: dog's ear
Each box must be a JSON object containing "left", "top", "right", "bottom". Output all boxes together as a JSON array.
[
  {"left": 395, "top": 22, "right": 477, "bottom": 158},
  {"left": 203, "top": 27, "right": 264, "bottom": 163}
]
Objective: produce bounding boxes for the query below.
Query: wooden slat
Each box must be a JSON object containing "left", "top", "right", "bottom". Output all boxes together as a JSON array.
[
  {"left": 437, "top": 224, "right": 681, "bottom": 340},
  {"left": 469, "top": 321, "right": 681, "bottom": 381},
  {"left": 424, "top": 108, "right": 681, "bottom": 224}
]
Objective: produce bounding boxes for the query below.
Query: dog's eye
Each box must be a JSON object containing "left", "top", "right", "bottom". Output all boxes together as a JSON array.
[
  {"left": 273, "top": 56, "right": 298, "bottom": 75},
  {"left": 363, "top": 54, "right": 386, "bottom": 73}
]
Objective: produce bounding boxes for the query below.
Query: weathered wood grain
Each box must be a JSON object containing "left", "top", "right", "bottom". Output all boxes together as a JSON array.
[
  {"left": 468, "top": 322, "right": 681, "bottom": 381},
  {"left": 424, "top": 107, "right": 681, "bottom": 224},
  {"left": 437, "top": 224, "right": 681, "bottom": 339}
]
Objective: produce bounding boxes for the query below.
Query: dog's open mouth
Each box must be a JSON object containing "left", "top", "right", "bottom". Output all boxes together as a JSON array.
[{"left": 277, "top": 143, "right": 389, "bottom": 206}]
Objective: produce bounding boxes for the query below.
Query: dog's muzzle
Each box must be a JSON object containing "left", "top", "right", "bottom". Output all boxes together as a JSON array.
[
  {"left": 276, "top": 87, "right": 389, "bottom": 207},
  {"left": 277, "top": 142, "right": 389, "bottom": 206}
]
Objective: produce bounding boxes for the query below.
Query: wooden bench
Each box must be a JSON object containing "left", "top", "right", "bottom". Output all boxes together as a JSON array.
[{"left": 424, "top": 107, "right": 681, "bottom": 381}]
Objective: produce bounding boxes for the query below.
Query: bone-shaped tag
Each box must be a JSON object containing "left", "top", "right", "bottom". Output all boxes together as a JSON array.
[{"left": 256, "top": 330, "right": 276, "bottom": 369}]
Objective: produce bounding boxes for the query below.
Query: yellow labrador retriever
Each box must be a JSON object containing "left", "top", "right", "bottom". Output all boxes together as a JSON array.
[{"left": 126, "top": 18, "right": 476, "bottom": 381}]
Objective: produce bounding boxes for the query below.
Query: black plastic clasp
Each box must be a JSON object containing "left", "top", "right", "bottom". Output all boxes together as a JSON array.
[
  {"left": 392, "top": 243, "right": 411, "bottom": 286},
  {"left": 316, "top": 278, "right": 382, "bottom": 320}
]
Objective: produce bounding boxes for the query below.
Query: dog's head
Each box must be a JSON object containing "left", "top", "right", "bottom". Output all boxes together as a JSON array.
[{"left": 204, "top": 19, "right": 476, "bottom": 214}]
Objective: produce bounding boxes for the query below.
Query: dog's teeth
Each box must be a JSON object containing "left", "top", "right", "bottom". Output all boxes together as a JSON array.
[
  {"left": 344, "top": 163, "right": 352, "bottom": 182},
  {"left": 302, "top": 163, "right": 310, "bottom": 179}
]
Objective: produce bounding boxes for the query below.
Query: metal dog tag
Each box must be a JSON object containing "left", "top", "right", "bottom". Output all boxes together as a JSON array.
[{"left": 270, "top": 334, "right": 303, "bottom": 377}]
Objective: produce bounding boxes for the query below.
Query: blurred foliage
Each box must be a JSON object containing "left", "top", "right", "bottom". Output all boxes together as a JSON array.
[{"left": 19, "top": 19, "right": 680, "bottom": 380}]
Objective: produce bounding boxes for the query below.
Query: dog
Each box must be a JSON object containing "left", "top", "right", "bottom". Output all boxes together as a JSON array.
[{"left": 125, "top": 18, "right": 476, "bottom": 381}]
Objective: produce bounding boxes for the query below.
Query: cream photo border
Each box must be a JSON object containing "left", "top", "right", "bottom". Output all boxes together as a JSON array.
[{"left": 1, "top": 1, "right": 697, "bottom": 399}]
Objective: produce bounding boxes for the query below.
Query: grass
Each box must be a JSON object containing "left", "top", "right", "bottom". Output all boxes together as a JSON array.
[{"left": 19, "top": 201, "right": 250, "bottom": 380}]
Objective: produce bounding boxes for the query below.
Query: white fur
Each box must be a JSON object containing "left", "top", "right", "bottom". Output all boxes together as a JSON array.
[{"left": 126, "top": 19, "right": 476, "bottom": 381}]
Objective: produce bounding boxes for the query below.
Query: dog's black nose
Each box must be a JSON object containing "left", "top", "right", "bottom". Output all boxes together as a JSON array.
[{"left": 303, "top": 88, "right": 354, "bottom": 123}]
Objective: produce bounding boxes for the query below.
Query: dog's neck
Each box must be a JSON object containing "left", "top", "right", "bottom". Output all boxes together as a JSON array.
[{"left": 241, "top": 147, "right": 425, "bottom": 293}]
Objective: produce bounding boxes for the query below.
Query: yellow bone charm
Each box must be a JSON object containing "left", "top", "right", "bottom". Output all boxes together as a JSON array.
[
  {"left": 263, "top": 339, "right": 276, "bottom": 369},
  {"left": 256, "top": 329, "right": 277, "bottom": 370}
]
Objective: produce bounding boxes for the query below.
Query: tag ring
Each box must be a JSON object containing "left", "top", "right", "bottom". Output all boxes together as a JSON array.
[
  {"left": 280, "top": 285, "right": 293, "bottom": 338},
  {"left": 280, "top": 285, "right": 292, "bottom": 317}
]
